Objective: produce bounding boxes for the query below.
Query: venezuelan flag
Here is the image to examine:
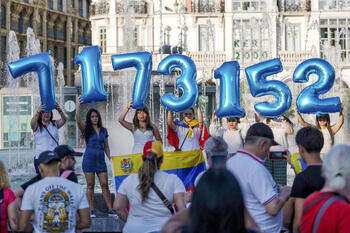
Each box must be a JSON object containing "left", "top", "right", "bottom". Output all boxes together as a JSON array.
[{"left": 111, "top": 150, "right": 206, "bottom": 193}]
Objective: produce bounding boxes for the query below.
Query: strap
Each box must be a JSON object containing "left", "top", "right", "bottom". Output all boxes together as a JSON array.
[
  {"left": 60, "top": 170, "right": 73, "bottom": 179},
  {"left": 43, "top": 124, "right": 59, "bottom": 146},
  {"left": 0, "top": 189, "right": 3, "bottom": 229},
  {"left": 151, "top": 183, "right": 175, "bottom": 215},
  {"left": 177, "top": 130, "right": 189, "bottom": 151},
  {"left": 312, "top": 195, "right": 346, "bottom": 233},
  {"left": 302, "top": 193, "right": 334, "bottom": 215}
]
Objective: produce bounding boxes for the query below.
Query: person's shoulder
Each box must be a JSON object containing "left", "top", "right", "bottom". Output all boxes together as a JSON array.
[{"left": 3, "top": 188, "right": 15, "bottom": 197}]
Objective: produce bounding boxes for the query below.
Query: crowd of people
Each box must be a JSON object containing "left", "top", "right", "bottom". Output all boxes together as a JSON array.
[{"left": 1, "top": 99, "right": 349, "bottom": 233}]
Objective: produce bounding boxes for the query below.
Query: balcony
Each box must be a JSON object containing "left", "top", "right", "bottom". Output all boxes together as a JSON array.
[
  {"left": 115, "top": 1, "right": 148, "bottom": 14},
  {"left": 99, "top": 50, "right": 226, "bottom": 71},
  {"left": 193, "top": 0, "right": 224, "bottom": 13},
  {"left": 278, "top": 50, "right": 312, "bottom": 69},
  {"left": 283, "top": 0, "right": 310, "bottom": 12},
  {"left": 90, "top": 0, "right": 109, "bottom": 16}
]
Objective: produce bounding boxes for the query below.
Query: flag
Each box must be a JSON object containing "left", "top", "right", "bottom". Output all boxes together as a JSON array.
[{"left": 111, "top": 150, "right": 206, "bottom": 193}]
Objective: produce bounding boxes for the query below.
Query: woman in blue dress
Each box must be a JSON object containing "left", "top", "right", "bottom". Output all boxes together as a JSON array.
[{"left": 76, "top": 97, "right": 116, "bottom": 217}]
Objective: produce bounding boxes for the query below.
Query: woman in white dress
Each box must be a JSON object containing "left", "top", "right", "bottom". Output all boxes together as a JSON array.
[
  {"left": 296, "top": 104, "right": 344, "bottom": 157},
  {"left": 119, "top": 99, "right": 162, "bottom": 154},
  {"left": 209, "top": 111, "right": 243, "bottom": 157},
  {"left": 114, "top": 141, "right": 186, "bottom": 233}
]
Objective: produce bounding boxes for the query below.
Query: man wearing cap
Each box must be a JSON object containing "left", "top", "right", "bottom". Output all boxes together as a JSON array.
[
  {"left": 19, "top": 150, "right": 90, "bottom": 232},
  {"left": 14, "top": 145, "right": 82, "bottom": 205},
  {"left": 226, "top": 122, "right": 291, "bottom": 233}
]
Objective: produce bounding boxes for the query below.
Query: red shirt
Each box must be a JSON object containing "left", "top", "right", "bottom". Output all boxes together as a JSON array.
[
  {"left": 1, "top": 188, "right": 16, "bottom": 233},
  {"left": 301, "top": 191, "right": 350, "bottom": 233}
]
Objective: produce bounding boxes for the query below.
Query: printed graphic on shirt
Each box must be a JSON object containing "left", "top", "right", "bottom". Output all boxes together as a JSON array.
[{"left": 39, "top": 186, "right": 74, "bottom": 232}]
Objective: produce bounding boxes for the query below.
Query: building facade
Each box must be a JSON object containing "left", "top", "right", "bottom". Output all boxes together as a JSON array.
[
  {"left": 89, "top": 0, "right": 350, "bottom": 82},
  {"left": 0, "top": 0, "right": 92, "bottom": 86}
]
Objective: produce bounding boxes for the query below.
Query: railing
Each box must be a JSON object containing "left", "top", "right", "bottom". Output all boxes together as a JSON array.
[
  {"left": 278, "top": 50, "right": 312, "bottom": 69},
  {"left": 283, "top": 0, "right": 310, "bottom": 12},
  {"left": 100, "top": 51, "right": 226, "bottom": 70},
  {"left": 90, "top": 1, "right": 109, "bottom": 16},
  {"left": 115, "top": 1, "right": 148, "bottom": 14},
  {"left": 193, "top": 0, "right": 224, "bottom": 13}
]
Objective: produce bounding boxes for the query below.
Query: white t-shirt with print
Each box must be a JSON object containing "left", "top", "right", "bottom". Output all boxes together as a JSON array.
[
  {"left": 226, "top": 150, "right": 282, "bottom": 233},
  {"left": 175, "top": 125, "right": 201, "bottom": 151},
  {"left": 21, "top": 177, "right": 89, "bottom": 233},
  {"left": 118, "top": 171, "right": 185, "bottom": 233}
]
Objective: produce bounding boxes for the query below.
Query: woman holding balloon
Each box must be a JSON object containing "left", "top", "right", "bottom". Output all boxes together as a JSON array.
[
  {"left": 30, "top": 103, "right": 66, "bottom": 173},
  {"left": 119, "top": 99, "right": 162, "bottom": 154},
  {"left": 296, "top": 104, "right": 344, "bottom": 156},
  {"left": 167, "top": 106, "right": 208, "bottom": 151},
  {"left": 209, "top": 111, "right": 243, "bottom": 157},
  {"left": 76, "top": 97, "right": 116, "bottom": 218}
]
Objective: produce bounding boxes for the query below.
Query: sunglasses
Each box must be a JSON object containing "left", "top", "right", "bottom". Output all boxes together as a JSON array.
[
  {"left": 184, "top": 112, "right": 194, "bottom": 116},
  {"left": 227, "top": 119, "right": 238, "bottom": 122}
]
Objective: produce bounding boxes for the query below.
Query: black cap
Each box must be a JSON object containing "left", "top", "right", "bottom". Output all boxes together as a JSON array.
[
  {"left": 38, "top": 150, "right": 61, "bottom": 165},
  {"left": 54, "top": 145, "right": 83, "bottom": 159},
  {"left": 246, "top": 123, "right": 279, "bottom": 145}
]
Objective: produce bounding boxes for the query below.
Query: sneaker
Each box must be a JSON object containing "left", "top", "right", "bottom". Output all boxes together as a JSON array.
[
  {"left": 90, "top": 210, "right": 96, "bottom": 218},
  {"left": 108, "top": 209, "right": 118, "bottom": 217}
]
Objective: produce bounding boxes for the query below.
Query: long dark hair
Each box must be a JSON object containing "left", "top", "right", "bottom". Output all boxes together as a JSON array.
[
  {"left": 137, "top": 152, "right": 163, "bottom": 202},
  {"left": 133, "top": 107, "right": 153, "bottom": 131},
  {"left": 316, "top": 114, "right": 334, "bottom": 145},
  {"left": 187, "top": 168, "right": 248, "bottom": 233},
  {"left": 84, "top": 108, "right": 104, "bottom": 141},
  {"left": 37, "top": 111, "right": 56, "bottom": 132}
]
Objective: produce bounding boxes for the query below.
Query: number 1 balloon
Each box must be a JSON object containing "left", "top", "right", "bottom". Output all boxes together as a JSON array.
[{"left": 75, "top": 46, "right": 108, "bottom": 103}]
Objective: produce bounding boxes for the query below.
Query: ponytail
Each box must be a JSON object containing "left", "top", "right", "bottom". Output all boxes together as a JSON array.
[{"left": 137, "top": 153, "right": 163, "bottom": 202}]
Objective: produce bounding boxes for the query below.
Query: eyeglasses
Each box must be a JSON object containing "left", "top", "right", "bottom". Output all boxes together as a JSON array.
[{"left": 184, "top": 112, "right": 194, "bottom": 116}]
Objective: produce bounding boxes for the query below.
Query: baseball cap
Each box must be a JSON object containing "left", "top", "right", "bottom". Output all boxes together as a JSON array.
[
  {"left": 54, "top": 145, "right": 83, "bottom": 159},
  {"left": 246, "top": 122, "right": 279, "bottom": 145},
  {"left": 143, "top": 141, "right": 163, "bottom": 159},
  {"left": 38, "top": 150, "right": 61, "bottom": 165}
]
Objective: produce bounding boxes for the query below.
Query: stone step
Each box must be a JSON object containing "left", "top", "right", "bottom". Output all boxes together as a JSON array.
[{"left": 83, "top": 193, "right": 125, "bottom": 232}]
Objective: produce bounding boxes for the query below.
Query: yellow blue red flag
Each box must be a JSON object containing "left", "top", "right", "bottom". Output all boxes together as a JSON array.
[{"left": 111, "top": 150, "right": 206, "bottom": 193}]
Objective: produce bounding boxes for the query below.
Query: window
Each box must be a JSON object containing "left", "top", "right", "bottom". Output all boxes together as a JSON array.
[
  {"left": 285, "top": 23, "right": 301, "bottom": 51},
  {"left": 71, "top": 47, "right": 76, "bottom": 68},
  {"left": 320, "top": 18, "right": 350, "bottom": 63},
  {"left": 232, "top": 18, "right": 270, "bottom": 66},
  {"left": 232, "top": 0, "right": 266, "bottom": 11},
  {"left": 99, "top": 27, "right": 107, "bottom": 53},
  {"left": 319, "top": 0, "right": 350, "bottom": 10},
  {"left": 1, "top": 36, "right": 6, "bottom": 62},
  {"left": 1, "top": 5, "right": 6, "bottom": 29},
  {"left": 71, "top": 0, "right": 75, "bottom": 8},
  {"left": 198, "top": 0, "right": 216, "bottom": 12},
  {"left": 198, "top": 25, "right": 215, "bottom": 51},
  {"left": 48, "top": 0, "right": 54, "bottom": 9},
  {"left": 79, "top": 0, "right": 83, "bottom": 17},
  {"left": 58, "top": 0, "right": 63, "bottom": 11},
  {"left": 133, "top": 27, "right": 139, "bottom": 47},
  {"left": 38, "top": 14, "right": 43, "bottom": 36},
  {"left": 71, "top": 22, "right": 75, "bottom": 42}
]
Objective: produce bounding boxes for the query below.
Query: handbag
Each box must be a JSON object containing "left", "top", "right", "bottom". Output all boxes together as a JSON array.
[{"left": 151, "top": 183, "right": 175, "bottom": 215}]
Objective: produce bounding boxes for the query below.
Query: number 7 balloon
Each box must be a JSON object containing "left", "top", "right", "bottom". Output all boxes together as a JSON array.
[{"left": 8, "top": 52, "right": 56, "bottom": 112}]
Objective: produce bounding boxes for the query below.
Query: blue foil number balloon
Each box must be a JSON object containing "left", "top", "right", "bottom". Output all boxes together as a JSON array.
[
  {"left": 8, "top": 52, "right": 56, "bottom": 112},
  {"left": 75, "top": 46, "right": 108, "bottom": 103},
  {"left": 111, "top": 52, "right": 152, "bottom": 109},
  {"left": 158, "top": 54, "right": 198, "bottom": 112},
  {"left": 245, "top": 58, "right": 292, "bottom": 117},
  {"left": 293, "top": 58, "right": 340, "bottom": 114},
  {"left": 214, "top": 61, "right": 244, "bottom": 117}
]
